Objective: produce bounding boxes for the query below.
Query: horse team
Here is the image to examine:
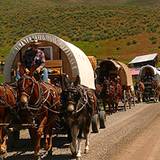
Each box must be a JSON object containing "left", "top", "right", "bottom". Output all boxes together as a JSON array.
[
  {"left": 96, "top": 76, "right": 135, "bottom": 115},
  {"left": 134, "top": 80, "right": 160, "bottom": 103},
  {"left": 0, "top": 65, "right": 100, "bottom": 159},
  {"left": 0, "top": 64, "right": 137, "bottom": 160}
]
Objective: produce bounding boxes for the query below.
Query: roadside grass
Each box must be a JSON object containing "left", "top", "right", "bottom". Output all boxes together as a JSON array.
[
  {"left": 1, "top": 0, "right": 160, "bottom": 63},
  {"left": 0, "top": 74, "right": 4, "bottom": 83},
  {"left": 74, "top": 32, "right": 160, "bottom": 62}
]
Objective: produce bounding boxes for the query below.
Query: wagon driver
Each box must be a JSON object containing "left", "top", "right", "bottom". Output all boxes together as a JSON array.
[{"left": 16, "top": 41, "right": 48, "bottom": 82}]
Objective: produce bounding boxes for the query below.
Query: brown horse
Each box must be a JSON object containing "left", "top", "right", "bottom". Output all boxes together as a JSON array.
[
  {"left": 102, "top": 79, "right": 116, "bottom": 114},
  {"left": 63, "top": 77, "right": 96, "bottom": 159},
  {"left": 123, "top": 86, "right": 135, "bottom": 109},
  {"left": 115, "top": 81, "right": 123, "bottom": 111},
  {"left": 0, "top": 83, "right": 17, "bottom": 157},
  {"left": 153, "top": 81, "right": 160, "bottom": 102},
  {"left": 135, "top": 81, "right": 145, "bottom": 103},
  {"left": 97, "top": 79, "right": 122, "bottom": 114},
  {"left": 17, "top": 74, "right": 61, "bottom": 158}
]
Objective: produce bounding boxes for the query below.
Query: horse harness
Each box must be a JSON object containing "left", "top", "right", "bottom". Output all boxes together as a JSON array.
[
  {"left": 0, "top": 83, "right": 16, "bottom": 108},
  {"left": 68, "top": 85, "right": 89, "bottom": 115},
  {"left": 19, "top": 76, "right": 60, "bottom": 114}
]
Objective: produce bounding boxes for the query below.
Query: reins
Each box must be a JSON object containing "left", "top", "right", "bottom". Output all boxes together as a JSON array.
[{"left": 19, "top": 76, "right": 61, "bottom": 115}]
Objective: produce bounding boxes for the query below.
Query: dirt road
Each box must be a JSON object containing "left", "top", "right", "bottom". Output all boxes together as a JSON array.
[
  {"left": 83, "top": 103, "right": 160, "bottom": 160},
  {"left": 5, "top": 103, "right": 160, "bottom": 160}
]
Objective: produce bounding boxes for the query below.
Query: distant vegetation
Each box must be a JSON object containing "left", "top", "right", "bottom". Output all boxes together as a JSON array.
[
  {"left": 0, "top": 74, "right": 4, "bottom": 83},
  {"left": 1, "top": 0, "right": 160, "bottom": 62}
]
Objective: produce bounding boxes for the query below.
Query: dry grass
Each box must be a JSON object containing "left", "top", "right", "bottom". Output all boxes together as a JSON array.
[
  {"left": 0, "top": 0, "right": 160, "bottom": 64},
  {"left": 75, "top": 32, "right": 160, "bottom": 63}
]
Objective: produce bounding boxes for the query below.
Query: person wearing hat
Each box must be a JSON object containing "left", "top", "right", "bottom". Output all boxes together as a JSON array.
[{"left": 16, "top": 42, "right": 48, "bottom": 82}]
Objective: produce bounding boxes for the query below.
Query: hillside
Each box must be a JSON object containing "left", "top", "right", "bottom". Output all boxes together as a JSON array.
[{"left": 0, "top": 0, "right": 160, "bottom": 63}]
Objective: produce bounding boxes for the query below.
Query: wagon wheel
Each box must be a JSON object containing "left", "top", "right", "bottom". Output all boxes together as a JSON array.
[
  {"left": 99, "top": 111, "right": 106, "bottom": 129},
  {"left": 91, "top": 114, "right": 99, "bottom": 133}
]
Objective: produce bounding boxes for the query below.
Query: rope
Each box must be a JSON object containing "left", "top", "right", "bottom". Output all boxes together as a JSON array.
[{"left": 71, "top": 85, "right": 89, "bottom": 114}]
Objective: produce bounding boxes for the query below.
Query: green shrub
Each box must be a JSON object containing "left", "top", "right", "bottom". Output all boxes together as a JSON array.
[
  {"left": 151, "top": 40, "right": 157, "bottom": 44},
  {"left": 116, "top": 47, "right": 120, "bottom": 50},
  {"left": 132, "top": 40, "right": 137, "bottom": 44},
  {"left": 0, "top": 74, "right": 4, "bottom": 83},
  {"left": 127, "top": 42, "right": 131, "bottom": 46}
]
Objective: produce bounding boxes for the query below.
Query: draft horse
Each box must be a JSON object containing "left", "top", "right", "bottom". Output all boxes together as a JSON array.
[
  {"left": 0, "top": 83, "right": 17, "bottom": 157},
  {"left": 122, "top": 86, "right": 135, "bottom": 109},
  {"left": 17, "top": 74, "right": 61, "bottom": 158},
  {"left": 98, "top": 79, "right": 122, "bottom": 114},
  {"left": 63, "top": 76, "right": 97, "bottom": 159},
  {"left": 153, "top": 81, "right": 160, "bottom": 102},
  {"left": 135, "top": 81, "right": 145, "bottom": 103}
]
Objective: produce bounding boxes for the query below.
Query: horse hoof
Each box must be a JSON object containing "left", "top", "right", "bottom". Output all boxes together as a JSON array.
[
  {"left": 70, "top": 143, "right": 76, "bottom": 156},
  {"left": 0, "top": 156, "right": 4, "bottom": 160},
  {"left": 0, "top": 153, "right": 7, "bottom": 160},
  {"left": 0, "top": 148, "right": 7, "bottom": 156},
  {"left": 76, "top": 157, "right": 81, "bottom": 160},
  {"left": 76, "top": 153, "right": 81, "bottom": 160},
  {"left": 34, "top": 154, "right": 41, "bottom": 160},
  {"left": 84, "top": 148, "right": 89, "bottom": 154},
  {"left": 71, "top": 153, "right": 77, "bottom": 158},
  {"left": 47, "top": 149, "right": 52, "bottom": 157}
]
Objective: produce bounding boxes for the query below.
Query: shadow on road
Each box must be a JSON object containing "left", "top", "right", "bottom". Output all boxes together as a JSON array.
[{"left": 6, "top": 135, "right": 72, "bottom": 160}]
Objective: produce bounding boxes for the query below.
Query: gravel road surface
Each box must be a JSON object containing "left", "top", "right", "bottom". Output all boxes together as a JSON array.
[{"left": 4, "top": 102, "right": 160, "bottom": 160}]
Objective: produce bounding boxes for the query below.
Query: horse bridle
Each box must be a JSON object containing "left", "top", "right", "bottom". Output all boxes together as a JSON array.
[
  {"left": 67, "top": 86, "right": 88, "bottom": 114},
  {"left": 19, "top": 76, "right": 43, "bottom": 109},
  {"left": 19, "top": 76, "right": 60, "bottom": 114}
]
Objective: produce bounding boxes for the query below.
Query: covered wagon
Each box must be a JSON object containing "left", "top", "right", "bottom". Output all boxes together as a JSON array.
[
  {"left": 3, "top": 33, "right": 105, "bottom": 133},
  {"left": 87, "top": 56, "right": 97, "bottom": 71},
  {"left": 138, "top": 65, "right": 160, "bottom": 102},
  {"left": 96, "top": 59, "right": 133, "bottom": 88},
  {"left": 4, "top": 33, "right": 95, "bottom": 90},
  {"left": 95, "top": 58, "right": 135, "bottom": 112}
]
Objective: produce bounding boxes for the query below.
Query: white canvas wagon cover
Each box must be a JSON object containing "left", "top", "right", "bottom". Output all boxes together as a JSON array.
[
  {"left": 139, "top": 65, "right": 160, "bottom": 79},
  {"left": 98, "top": 59, "right": 133, "bottom": 86},
  {"left": 4, "top": 33, "right": 95, "bottom": 89},
  {"left": 117, "top": 61, "right": 133, "bottom": 86}
]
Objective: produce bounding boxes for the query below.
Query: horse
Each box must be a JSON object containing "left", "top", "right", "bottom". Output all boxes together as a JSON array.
[
  {"left": 123, "top": 86, "right": 135, "bottom": 109},
  {"left": 17, "top": 73, "right": 61, "bottom": 158},
  {"left": 0, "top": 83, "right": 17, "bottom": 157},
  {"left": 102, "top": 79, "right": 116, "bottom": 114},
  {"left": 134, "top": 81, "right": 145, "bottom": 103},
  {"left": 97, "top": 78, "right": 122, "bottom": 114},
  {"left": 114, "top": 80, "right": 123, "bottom": 111},
  {"left": 63, "top": 76, "right": 97, "bottom": 159},
  {"left": 153, "top": 81, "right": 160, "bottom": 102}
]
